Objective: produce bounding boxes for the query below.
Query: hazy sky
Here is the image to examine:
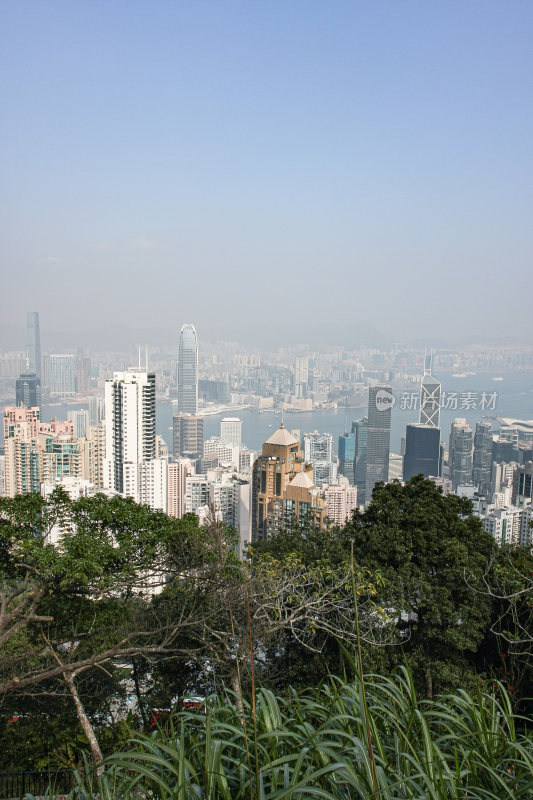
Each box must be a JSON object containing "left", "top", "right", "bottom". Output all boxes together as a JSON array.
[{"left": 2, "top": 1, "right": 532, "bottom": 346}]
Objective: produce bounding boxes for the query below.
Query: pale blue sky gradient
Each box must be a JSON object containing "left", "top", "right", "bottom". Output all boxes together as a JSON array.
[{"left": 1, "top": 1, "right": 532, "bottom": 344}]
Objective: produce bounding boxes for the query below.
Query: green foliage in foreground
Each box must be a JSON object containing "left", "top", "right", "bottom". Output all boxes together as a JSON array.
[{"left": 70, "top": 669, "right": 533, "bottom": 800}]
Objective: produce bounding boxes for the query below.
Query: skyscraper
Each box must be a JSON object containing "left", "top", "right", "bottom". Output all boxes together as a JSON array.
[
  {"left": 49, "top": 354, "right": 76, "bottom": 398},
  {"left": 419, "top": 353, "right": 441, "bottom": 428},
  {"left": 26, "top": 311, "right": 41, "bottom": 379},
  {"left": 448, "top": 418, "right": 473, "bottom": 490},
  {"left": 364, "top": 387, "right": 392, "bottom": 505},
  {"left": 173, "top": 413, "right": 204, "bottom": 458},
  {"left": 403, "top": 423, "right": 441, "bottom": 481},
  {"left": 338, "top": 432, "right": 355, "bottom": 484},
  {"left": 473, "top": 421, "right": 493, "bottom": 496},
  {"left": 352, "top": 417, "right": 368, "bottom": 506},
  {"left": 16, "top": 371, "right": 41, "bottom": 407},
  {"left": 103, "top": 369, "right": 157, "bottom": 502},
  {"left": 177, "top": 324, "right": 198, "bottom": 414}
]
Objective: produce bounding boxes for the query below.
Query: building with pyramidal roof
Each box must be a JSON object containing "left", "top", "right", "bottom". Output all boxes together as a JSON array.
[{"left": 251, "top": 423, "right": 328, "bottom": 540}]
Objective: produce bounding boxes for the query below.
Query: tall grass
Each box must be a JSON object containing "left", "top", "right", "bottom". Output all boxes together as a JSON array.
[{"left": 68, "top": 669, "right": 533, "bottom": 800}]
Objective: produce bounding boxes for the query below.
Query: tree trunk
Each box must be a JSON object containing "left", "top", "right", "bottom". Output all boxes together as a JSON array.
[
  {"left": 132, "top": 657, "right": 149, "bottom": 729},
  {"left": 230, "top": 667, "right": 244, "bottom": 717},
  {"left": 64, "top": 671, "right": 105, "bottom": 775},
  {"left": 425, "top": 667, "right": 433, "bottom": 700}
]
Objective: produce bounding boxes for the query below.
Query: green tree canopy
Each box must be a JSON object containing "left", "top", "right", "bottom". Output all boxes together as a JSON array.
[{"left": 342, "top": 475, "right": 498, "bottom": 695}]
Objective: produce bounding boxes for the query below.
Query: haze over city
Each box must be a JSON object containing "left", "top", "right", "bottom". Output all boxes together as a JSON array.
[{"left": 2, "top": 1, "right": 533, "bottom": 346}]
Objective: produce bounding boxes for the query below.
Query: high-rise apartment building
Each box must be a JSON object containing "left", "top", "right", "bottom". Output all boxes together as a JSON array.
[
  {"left": 49, "top": 354, "right": 76, "bottom": 398},
  {"left": 184, "top": 474, "right": 210, "bottom": 514},
  {"left": 139, "top": 458, "right": 168, "bottom": 513},
  {"left": 403, "top": 423, "right": 441, "bottom": 481},
  {"left": 103, "top": 370, "right": 157, "bottom": 503},
  {"left": 69, "top": 408, "right": 89, "bottom": 439},
  {"left": 448, "top": 418, "right": 473, "bottom": 490},
  {"left": 323, "top": 481, "right": 358, "bottom": 526},
  {"left": 251, "top": 424, "right": 327, "bottom": 541},
  {"left": 26, "top": 311, "right": 41, "bottom": 378},
  {"left": 364, "top": 387, "right": 392, "bottom": 505},
  {"left": 173, "top": 413, "right": 204, "bottom": 458},
  {"left": 483, "top": 508, "right": 521, "bottom": 546},
  {"left": 89, "top": 395, "right": 105, "bottom": 426},
  {"left": 177, "top": 324, "right": 198, "bottom": 414},
  {"left": 473, "top": 421, "right": 493, "bottom": 496},
  {"left": 0, "top": 455, "right": 6, "bottom": 497},
  {"left": 16, "top": 371, "right": 41, "bottom": 407},
  {"left": 84, "top": 424, "right": 106, "bottom": 488},
  {"left": 167, "top": 458, "right": 195, "bottom": 518}
]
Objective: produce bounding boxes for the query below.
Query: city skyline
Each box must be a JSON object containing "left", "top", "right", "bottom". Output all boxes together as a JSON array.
[{"left": 1, "top": 3, "right": 532, "bottom": 344}]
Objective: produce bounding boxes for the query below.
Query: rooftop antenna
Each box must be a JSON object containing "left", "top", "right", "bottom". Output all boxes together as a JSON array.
[
  {"left": 281, "top": 407, "right": 285, "bottom": 428},
  {"left": 138, "top": 346, "right": 141, "bottom": 369},
  {"left": 145, "top": 347, "right": 148, "bottom": 371},
  {"left": 344, "top": 394, "right": 349, "bottom": 435},
  {"left": 423, "top": 347, "right": 431, "bottom": 376}
]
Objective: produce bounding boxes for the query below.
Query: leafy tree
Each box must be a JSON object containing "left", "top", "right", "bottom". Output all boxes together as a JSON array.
[
  {"left": 342, "top": 475, "right": 497, "bottom": 696},
  {"left": 470, "top": 544, "right": 533, "bottom": 708},
  {"left": 0, "top": 490, "right": 209, "bottom": 771}
]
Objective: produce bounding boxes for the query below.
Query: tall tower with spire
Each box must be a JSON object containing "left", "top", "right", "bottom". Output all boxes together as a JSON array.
[
  {"left": 403, "top": 352, "right": 442, "bottom": 482},
  {"left": 419, "top": 352, "right": 441, "bottom": 428}
]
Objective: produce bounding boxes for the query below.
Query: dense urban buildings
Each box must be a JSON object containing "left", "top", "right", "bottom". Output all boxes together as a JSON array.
[
  {"left": 1, "top": 312, "right": 532, "bottom": 556},
  {"left": 3, "top": 406, "right": 83, "bottom": 496}
]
